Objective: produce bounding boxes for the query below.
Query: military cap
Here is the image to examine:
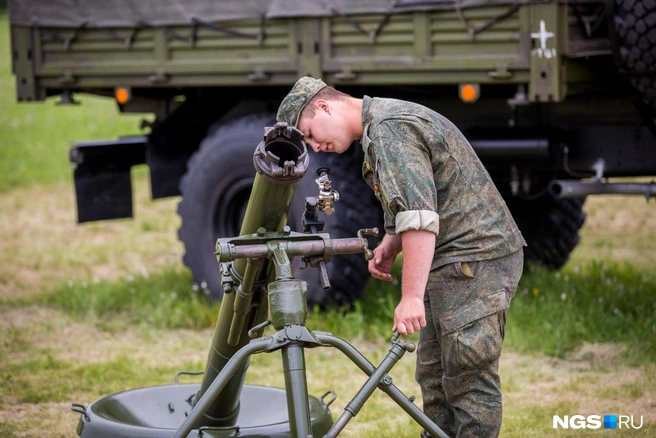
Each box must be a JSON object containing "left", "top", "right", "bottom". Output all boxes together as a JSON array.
[{"left": 276, "top": 76, "right": 327, "bottom": 127}]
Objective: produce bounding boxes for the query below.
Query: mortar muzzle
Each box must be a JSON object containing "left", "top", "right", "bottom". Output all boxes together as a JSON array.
[{"left": 253, "top": 122, "right": 309, "bottom": 184}]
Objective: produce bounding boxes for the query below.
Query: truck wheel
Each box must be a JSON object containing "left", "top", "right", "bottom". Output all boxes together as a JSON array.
[
  {"left": 611, "top": 0, "right": 656, "bottom": 110},
  {"left": 505, "top": 195, "right": 586, "bottom": 269},
  {"left": 177, "top": 113, "right": 382, "bottom": 307}
]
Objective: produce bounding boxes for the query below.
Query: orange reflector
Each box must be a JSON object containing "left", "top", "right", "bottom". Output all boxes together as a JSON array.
[
  {"left": 115, "top": 87, "right": 131, "bottom": 105},
  {"left": 459, "top": 83, "right": 480, "bottom": 103}
]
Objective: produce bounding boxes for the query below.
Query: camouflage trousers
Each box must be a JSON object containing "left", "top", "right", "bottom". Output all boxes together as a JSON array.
[{"left": 417, "top": 249, "right": 523, "bottom": 438}]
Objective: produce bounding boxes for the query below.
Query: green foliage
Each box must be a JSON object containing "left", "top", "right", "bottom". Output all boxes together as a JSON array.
[
  {"left": 0, "top": 353, "right": 184, "bottom": 406},
  {"left": 0, "top": 13, "right": 147, "bottom": 192},
  {"left": 0, "top": 325, "right": 28, "bottom": 353},
  {"left": 502, "top": 401, "right": 577, "bottom": 437},
  {"left": 506, "top": 261, "right": 656, "bottom": 365},
  {"left": 307, "top": 278, "right": 403, "bottom": 341},
  {"left": 356, "top": 259, "right": 656, "bottom": 365},
  {"left": 22, "top": 258, "right": 655, "bottom": 365},
  {"left": 33, "top": 269, "right": 220, "bottom": 330}
]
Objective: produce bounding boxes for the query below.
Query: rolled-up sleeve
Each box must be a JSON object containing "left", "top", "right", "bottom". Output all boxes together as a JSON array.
[{"left": 395, "top": 210, "right": 439, "bottom": 235}]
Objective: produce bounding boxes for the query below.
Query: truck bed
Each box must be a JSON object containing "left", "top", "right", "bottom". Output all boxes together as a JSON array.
[{"left": 9, "top": 0, "right": 609, "bottom": 102}]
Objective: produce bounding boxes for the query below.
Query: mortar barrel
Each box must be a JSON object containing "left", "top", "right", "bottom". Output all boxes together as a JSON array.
[{"left": 195, "top": 123, "right": 309, "bottom": 428}]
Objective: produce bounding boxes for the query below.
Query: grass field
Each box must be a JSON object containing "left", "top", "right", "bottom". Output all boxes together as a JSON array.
[
  {"left": 0, "top": 12, "right": 146, "bottom": 193},
  {"left": 1, "top": 11, "right": 655, "bottom": 438}
]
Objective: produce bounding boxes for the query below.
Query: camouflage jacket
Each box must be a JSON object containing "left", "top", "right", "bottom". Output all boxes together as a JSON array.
[{"left": 360, "top": 96, "right": 526, "bottom": 268}]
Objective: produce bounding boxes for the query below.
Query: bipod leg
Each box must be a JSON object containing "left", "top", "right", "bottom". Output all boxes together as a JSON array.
[
  {"left": 315, "top": 332, "right": 449, "bottom": 438},
  {"left": 282, "top": 335, "right": 311, "bottom": 437},
  {"left": 171, "top": 337, "right": 271, "bottom": 438},
  {"left": 273, "top": 324, "right": 325, "bottom": 438}
]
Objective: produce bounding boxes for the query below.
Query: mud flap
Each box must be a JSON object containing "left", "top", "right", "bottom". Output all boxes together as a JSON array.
[{"left": 70, "top": 137, "right": 146, "bottom": 223}]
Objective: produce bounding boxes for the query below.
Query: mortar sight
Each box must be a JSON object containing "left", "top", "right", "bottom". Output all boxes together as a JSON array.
[{"left": 254, "top": 122, "right": 308, "bottom": 182}]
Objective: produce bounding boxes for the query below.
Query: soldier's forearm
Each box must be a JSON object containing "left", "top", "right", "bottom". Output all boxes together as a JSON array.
[
  {"left": 382, "top": 233, "right": 403, "bottom": 254},
  {"left": 400, "top": 230, "right": 435, "bottom": 300}
]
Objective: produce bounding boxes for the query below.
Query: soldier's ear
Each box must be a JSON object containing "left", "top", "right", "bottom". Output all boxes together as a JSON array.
[{"left": 315, "top": 99, "right": 331, "bottom": 114}]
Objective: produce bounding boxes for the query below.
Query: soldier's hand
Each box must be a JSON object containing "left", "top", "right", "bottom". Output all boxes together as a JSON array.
[
  {"left": 368, "top": 244, "right": 396, "bottom": 281},
  {"left": 392, "top": 297, "right": 426, "bottom": 335}
]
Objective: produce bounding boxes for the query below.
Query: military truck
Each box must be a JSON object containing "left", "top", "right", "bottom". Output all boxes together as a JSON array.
[{"left": 8, "top": 0, "right": 656, "bottom": 307}]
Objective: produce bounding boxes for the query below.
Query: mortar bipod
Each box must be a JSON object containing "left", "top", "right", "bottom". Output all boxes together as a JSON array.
[{"left": 172, "top": 228, "right": 449, "bottom": 438}]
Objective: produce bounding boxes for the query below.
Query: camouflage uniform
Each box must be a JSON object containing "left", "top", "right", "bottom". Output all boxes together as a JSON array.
[
  {"left": 278, "top": 78, "right": 526, "bottom": 438},
  {"left": 360, "top": 96, "right": 525, "bottom": 438}
]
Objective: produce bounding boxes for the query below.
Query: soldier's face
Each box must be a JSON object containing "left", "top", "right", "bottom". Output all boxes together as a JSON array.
[{"left": 298, "top": 101, "right": 352, "bottom": 154}]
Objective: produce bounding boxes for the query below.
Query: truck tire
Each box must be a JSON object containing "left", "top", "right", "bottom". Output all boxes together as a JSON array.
[
  {"left": 505, "top": 195, "right": 586, "bottom": 269},
  {"left": 611, "top": 0, "right": 656, "bottom": 110},
  {"left": 177, "top": 113, "right": 382, "bottom": 307},
  {"left": 303, "top": 151, "right": 384, "bottom": 308}
]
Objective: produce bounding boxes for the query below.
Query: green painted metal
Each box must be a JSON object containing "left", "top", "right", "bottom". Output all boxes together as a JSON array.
[
  {"left": 8, "top": 2, "right": 612, "bottom": 100},
  {"left": 324, "top": 334, "right": 418, "bottom": 437},
  {"left": 315, "top": 333, "right": 449, "bottom": 438},
  {"left": 75, "top": 384, "right": 334, "bottom": 438},
  {"left": 72, "top": 123, "right": 341, "bottom": 437},
  {"left": 195, "top": 123, "right": 309, "bottom": 428},
  {"left": 268, "top": 278, "right": 308, "bottom": 329},
  {"left": 527, "top": 2, "right": 566, "bottom": 102},
  {"left": 9, "top": 26, "right": 42, "bottom": 101},
  {"left": 281, "top": 344, "right": 312, "bottom": 438}
]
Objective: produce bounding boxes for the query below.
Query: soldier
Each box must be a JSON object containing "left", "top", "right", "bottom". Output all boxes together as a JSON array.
[{"left": 277, "top": 77, "right": 526, "bottom": 438}]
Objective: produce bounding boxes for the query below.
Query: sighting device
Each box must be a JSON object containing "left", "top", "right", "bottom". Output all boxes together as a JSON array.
[{"left": 71, "top": 122, "right": 448, "bottom": 438}]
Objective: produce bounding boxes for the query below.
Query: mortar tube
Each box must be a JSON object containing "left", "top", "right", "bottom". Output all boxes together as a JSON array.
[
  {"left": 228, "top": 257, "right": 264, "bottom": 346},
  {"left": 194, "top": 123, "right": 308, "bottom": 428},
  {"left": 196, "top": 174, "right": 299, "bottom": 427}
]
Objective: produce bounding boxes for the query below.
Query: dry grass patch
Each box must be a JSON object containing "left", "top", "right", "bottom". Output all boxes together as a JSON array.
[
  {"left": 0, "top": 175, "right": 182, "bottom": 299},
  {"left": 501, "top": 346, "right": 656, "bottom": 437}
]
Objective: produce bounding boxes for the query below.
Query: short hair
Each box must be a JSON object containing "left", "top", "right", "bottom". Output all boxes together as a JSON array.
[{"left": 300, "top": 86, "right": 350, "bottom": 120}]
